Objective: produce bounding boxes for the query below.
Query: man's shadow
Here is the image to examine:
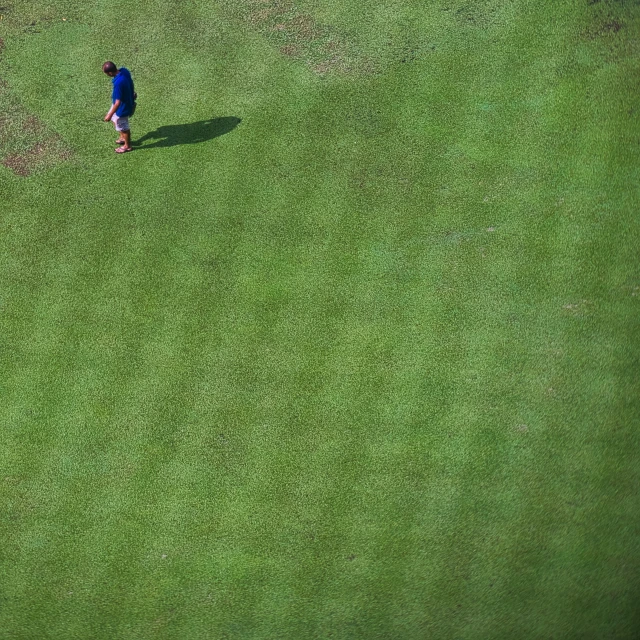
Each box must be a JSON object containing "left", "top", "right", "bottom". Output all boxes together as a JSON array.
[{"left": 133, "top": 117, "right": 241, "bottom": 149}]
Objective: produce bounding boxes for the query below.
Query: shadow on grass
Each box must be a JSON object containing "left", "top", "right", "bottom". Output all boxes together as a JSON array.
[{"left": 133, "top": 117, "right": 241, "bottom": 149}]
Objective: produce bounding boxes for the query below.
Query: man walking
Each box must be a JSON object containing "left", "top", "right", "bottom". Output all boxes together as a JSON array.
[{"left": 103, "top": 61, "right": 136, "bottom": 153}]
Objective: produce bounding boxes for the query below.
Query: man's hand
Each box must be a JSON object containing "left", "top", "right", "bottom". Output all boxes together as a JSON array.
[{"left": 104, "top": 99, "right": 121, "bottom": 123}]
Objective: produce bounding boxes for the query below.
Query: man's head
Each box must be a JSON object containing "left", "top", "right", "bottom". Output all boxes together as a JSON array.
[{"left": 102, "top": 61, "right": 118, "bottom": 77}]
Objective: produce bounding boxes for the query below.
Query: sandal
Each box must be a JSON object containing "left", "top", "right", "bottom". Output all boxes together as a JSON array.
[
  {"left": 116, "top": 139, "right": 125, "bottom": 145},
  {"left": 115, "top": 146, "right": 132, "bottom": 153}
]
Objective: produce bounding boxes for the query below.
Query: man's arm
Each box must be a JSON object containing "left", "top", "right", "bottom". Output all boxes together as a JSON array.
[{"left": 104, "top": 99, "right": 121, "bottom": 122}]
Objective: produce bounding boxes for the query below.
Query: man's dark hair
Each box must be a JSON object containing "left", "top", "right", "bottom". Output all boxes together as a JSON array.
[{"left": 102, "top": 61, "right": 117, "bottom": 74}]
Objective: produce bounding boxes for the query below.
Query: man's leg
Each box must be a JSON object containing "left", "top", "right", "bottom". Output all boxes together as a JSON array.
[
  {"left": 112, "top": 115, "right": 125, "bottom": 144},
  {"left": 114, "top": 117, "right": 132, "bottom": 152},
  {"left": 121, "top": 129, "right": 131, "bottom": 150}
]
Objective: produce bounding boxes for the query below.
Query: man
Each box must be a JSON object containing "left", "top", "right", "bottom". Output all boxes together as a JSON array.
[{"left": 103, "top": 61, "right": 136, "bottom": 153}]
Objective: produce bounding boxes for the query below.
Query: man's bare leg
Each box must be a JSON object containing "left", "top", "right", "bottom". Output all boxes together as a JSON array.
[
  {"left": 115, "top": 129, "right": 132, "bottom": 152},
  {"left": 113, "top": 119, "right": 125, "bottom": 144}
]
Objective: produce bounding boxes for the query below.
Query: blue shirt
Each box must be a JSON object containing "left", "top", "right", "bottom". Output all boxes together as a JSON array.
[{"left": 112, "top": 68, "right": 135, "bottom": 117}]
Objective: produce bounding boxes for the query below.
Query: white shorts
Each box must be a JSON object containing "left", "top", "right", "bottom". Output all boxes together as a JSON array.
[{"left": 111, "top": 114, "right": 130, "bottom": 132}]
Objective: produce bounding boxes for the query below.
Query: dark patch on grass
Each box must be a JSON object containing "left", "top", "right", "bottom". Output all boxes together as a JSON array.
[
  {"left": 220, "top": 0, "right": 376, "bottom": 75},
  {"left": 21, "top": 114, "right": 43, "bottom": 133},
  {"left": 0, "top": 44, "right": 72, "bottom": 176},
  {"left": 603, "top": 19, "right": 624, "bottom": 31},
  {"left": 2, "top": 136, "right": 71, "bottom": 176},
  {"left": 455, "top": 4, "right": 490, "bottom": 26},
  {"left": 3, "top": 139, "right": 51, "bottom": 176},
  {"left": 345, "top": 106, "right": 395, "bottom": 138},
  {"left": 280, "top": 44, "right": 301, "bottom": 57},
  {"left": 377, "top": 37, "right": 437, "bottom": 67},
  {"left": 582, "top": 18, "right": 625, "bottom": 38},
  {"left": 399, "top": 47, "right": 420, "bottom": 64},
  {"left": 443, "top": 0, "right": 502, "bottom": 28},
  {"left": 581, "top": 0, "right": 639, "bottom": 64}
]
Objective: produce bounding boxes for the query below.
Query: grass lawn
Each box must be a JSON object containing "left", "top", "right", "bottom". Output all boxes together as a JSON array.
[{"left": 1, "top": 0, "right": 639, "bottom": 637}]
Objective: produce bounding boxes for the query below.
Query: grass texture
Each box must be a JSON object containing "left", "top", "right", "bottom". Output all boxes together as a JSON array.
[{"left": 1, "top": 0, "right": 639, "bottom": 637}]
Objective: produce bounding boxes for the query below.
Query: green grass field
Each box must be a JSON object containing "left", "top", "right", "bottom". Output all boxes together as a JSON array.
[{"left": 1, "top": 0, "right": 639, "bottom": 637}]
